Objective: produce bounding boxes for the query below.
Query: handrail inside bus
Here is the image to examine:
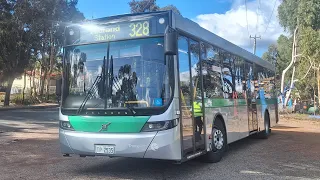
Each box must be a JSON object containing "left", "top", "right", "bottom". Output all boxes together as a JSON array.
[{"left": 125, "top": 101, "right": 149, "bottom": 107}]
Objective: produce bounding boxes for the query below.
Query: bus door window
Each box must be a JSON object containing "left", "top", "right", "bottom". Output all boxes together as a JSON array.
[
  {"left": 189, "top": 39, "right": 204, "bottom": 143},
  {"left": 178, "top": 36, "right": 194, "bottom": 152}
]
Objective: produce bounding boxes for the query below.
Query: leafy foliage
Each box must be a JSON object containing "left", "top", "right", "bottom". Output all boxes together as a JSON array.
[
  {"left": 128, "top": 0, "right": 160, "bottom": 13},
  {"left": 262, "top": 35, "right": 292, "bottom": 78},
  {"left": 0, "top": 0, "right": 37, "bottom": 105},
  {"left": 128, "top": 0, "right": 180, "bottom": 14},
  {"left": 28, "top": 0, "right": 84, "bottom": 97},
  {"left": 160, "top": 5, "right": 181, "bottom": 14},
  {"left": 276, "top": 0, "right": 320, "bottom": 102},
  {"left": 0, "top": 0, "right": 84, "bottom": 106}
]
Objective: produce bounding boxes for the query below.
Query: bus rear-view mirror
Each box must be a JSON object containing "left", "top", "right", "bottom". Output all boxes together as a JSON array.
[{"left": 164, "top": 27, "right": 177, "bottom": 56}]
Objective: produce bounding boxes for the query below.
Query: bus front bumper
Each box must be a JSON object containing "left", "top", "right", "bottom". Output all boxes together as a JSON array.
[{"left": 59, "top": 128, "right": 181, "bottom": 160}]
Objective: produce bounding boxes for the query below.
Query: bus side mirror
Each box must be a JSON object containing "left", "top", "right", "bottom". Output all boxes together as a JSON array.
[{"left": 164, "top": 26, "right": 177, "bottom": 56}]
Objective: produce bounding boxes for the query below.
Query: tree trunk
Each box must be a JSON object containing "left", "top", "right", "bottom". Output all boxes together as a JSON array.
[
  {"left": 46, "top": 27, "right": 56, "bottom": 102},
  {"left": 45, "top": 75, "right": 50, "bottom": 101},
  {"left": 40, "top": 67, "right": 47, "bottom": 96},
  {"left": 317, "top": 69, "right": 320, "bottom": 108},
  {"left": 32, "top": 70, "right": 37, "bottom": 96},
  {"left": 3, "top": 77, "right": 14, "bottom": 107},
  {"left": 22, "top": 71, "right": 26, "bottom": 104},
  {"left": 29, "top": 73, "right": 32, "bottom": 96},
  {"left": 281, "top": 27, "right": 298, "bottom": 105},
  {"left": 285, "top": 64, "right": 296, "bottom": 107}
]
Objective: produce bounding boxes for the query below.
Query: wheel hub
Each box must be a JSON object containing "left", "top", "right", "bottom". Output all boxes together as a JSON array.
[{"left": 213, "top": 129, "right": 224, "bottom": 150}]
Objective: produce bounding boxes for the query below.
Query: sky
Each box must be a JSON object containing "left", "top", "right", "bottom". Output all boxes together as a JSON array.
[{"left": 77, "top": 0, "right": 285, "bottom": 58}]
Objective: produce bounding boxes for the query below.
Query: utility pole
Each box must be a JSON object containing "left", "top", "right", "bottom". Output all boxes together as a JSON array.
[{"left": 250, "top": 34, "right": 261, "bottom": 55}]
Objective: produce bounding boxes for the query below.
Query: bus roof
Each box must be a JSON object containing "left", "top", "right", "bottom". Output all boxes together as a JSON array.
[{"left": 172, "top": 11, "right": 275, "bottom": 71}]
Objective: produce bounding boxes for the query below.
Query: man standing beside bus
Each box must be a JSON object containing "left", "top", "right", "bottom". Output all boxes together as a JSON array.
[{"left": 193, "top": 99, "right": 203, "bottom": 141}]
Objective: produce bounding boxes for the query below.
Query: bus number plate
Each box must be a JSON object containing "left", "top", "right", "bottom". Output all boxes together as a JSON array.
[{"left": 95, "top": 145, "right": 115, "bottom": 154}]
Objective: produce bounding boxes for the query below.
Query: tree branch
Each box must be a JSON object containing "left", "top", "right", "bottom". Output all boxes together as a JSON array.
[
  {"left": 295, "top": 64, "right": 312, "bottom": 82},
  {"left": 294, "top": 54, "right": 302, "bottom": 58},
  {"left": 293, "top": 55, "right": 314, "bottom": 83}
]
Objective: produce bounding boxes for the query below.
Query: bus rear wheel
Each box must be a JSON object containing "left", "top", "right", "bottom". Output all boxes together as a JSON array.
[
  {"left": 203, "top": 118, "right": 227, "bottom": 163},
  {"left": 258, "top": 112, "right": 271, "bottom": 139}
]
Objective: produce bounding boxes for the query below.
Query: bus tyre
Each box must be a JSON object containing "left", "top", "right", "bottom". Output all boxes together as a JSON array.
[
  {"left": 203, "top": 118, "right": 227, "bottom": 163},
  {"left": 259, "top": 112, "right": 271, "bottom": 139}
]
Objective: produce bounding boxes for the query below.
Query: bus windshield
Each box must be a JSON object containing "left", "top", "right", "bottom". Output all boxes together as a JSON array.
[{"left": 62, "top": 37, "right": 172, "bottom": 111}]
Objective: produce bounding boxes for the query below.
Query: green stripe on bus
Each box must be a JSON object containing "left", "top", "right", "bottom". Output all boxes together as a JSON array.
[
  {"left": 255, "top": 99, "right": 277, "bottom": 105},
  {"left": 204, "top": 98, "right": 246, "bottom": 107},
  {"left": 68, "top": 116, "right": 150, "bottom": 133},
  {"left": 203, "top": 98, "right": 277, "bottom": 108}
]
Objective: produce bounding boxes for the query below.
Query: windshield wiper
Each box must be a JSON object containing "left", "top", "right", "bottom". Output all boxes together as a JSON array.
[
  {"left": 77, "top": 75, "right": 102, "bottom": 114},
  {"left": 124, "top": 102, "right": 136, "bottom": 115},
  {"left": 77, "top": 56, "right": 106, "bottom": 115}
]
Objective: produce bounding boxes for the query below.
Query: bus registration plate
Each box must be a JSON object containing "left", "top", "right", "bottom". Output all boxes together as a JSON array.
[{"left": 95, "top": 145, "right": 115, "bottom": 154}]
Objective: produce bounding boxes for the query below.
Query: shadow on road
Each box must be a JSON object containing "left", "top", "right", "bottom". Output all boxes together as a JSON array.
[
  {"left": 69, "top": 130, "right": 320, "bottom": 179},
  {"left": 1, "top": 130, "right": 320, "bottom": 180},
  {"left": 0, "top": 108, "right": 59, "bottom": 133},
  {"left": 0, "top": 108, "right": 58, "bottom": 122},
  {"left": 0, "top": 122, "right": 58, "bottom": 133}
]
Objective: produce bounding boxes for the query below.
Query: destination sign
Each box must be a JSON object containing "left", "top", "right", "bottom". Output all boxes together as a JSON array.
[
  {"left": 84, "top": 20, "right": 150, "bottom": 42},
  {"left": 66, "top": 14, "right": 169, "bottom": 45}
]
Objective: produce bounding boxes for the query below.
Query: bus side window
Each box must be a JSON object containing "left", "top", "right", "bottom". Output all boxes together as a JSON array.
[
  {"left": 221, "top": 52, "right": 235, "bottom": 99},
  {"left": 201, "top": 43, "right": 223, "bottom": 101},
  {"left": 234, "top": 57, "right": 245, "bottom": 99}
]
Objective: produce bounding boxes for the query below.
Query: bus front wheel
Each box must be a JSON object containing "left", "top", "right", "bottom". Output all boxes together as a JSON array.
[{"left": 203, "top": 118, "right": 227, "bottom": 163}]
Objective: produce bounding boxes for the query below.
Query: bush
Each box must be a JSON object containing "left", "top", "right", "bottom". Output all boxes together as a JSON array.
[
  {"left": 10, "top": 94, "right": 38, "bottom": 105},
  {"left": 37, "top": 94, "right": 57, "bottom": 103}
]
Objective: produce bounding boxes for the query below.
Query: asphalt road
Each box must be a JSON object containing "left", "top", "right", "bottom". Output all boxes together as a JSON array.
[{"left": 1, "top": 109, "right": 320, "bottom": 180}]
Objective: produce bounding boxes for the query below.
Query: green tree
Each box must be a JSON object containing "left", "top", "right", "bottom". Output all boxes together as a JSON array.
[
  {"left": 262, "top": 35, "right": 293, "bottom": 78},
  {"left": 0, "top": 0, "right": 84, "bottom": 106},
  {"left": 0, "top": 0, "right": 37, "bottom": 106},
  {"left": 0, "top": 0, "right": 15, "bottom": 84},
  {"left": 278, "top": 0, "right": 320, "bottom": 104},
  {"left": 128, "top": 0, "right": 180, "bottom": 14},
  {"left": 128, "top": 0, "right": 159, "bottom": 13},
  {"left": 29, "top": 0, "right": 84, "bottom": 100},
  {"left": 160, "top": 5, "right": 181, "bottom": 15},
  {"left": 262, "top": 44, "right": 277, "bottom": 66}
]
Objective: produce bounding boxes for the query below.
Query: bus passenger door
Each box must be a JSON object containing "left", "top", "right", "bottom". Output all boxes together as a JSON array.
[
  {"left": 178, "top": 36, "right": 205, "bottom": 156},
  {"left": 245, "top": 63, "right": 258, "bottom": 132}
]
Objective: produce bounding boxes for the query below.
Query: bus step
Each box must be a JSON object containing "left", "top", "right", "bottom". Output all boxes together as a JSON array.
[
  {"left": 249, "top": 130, "right": 258, "bottom": 135},
  {"left": 180, "top": 150, "right": 206, "bottom": 163}
]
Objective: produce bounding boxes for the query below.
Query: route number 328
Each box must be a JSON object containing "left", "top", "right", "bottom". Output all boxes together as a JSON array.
[{"left": 129, "top": 21, "right": 150, "bottom": 37}]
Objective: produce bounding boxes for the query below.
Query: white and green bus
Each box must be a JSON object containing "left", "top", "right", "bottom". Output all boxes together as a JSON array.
[{"left": 58, "top": 10, "right": 279, "bottom": 163}]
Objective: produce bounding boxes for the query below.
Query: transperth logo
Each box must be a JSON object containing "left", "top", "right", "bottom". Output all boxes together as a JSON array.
[{"left": 150, "top": 143, "right": 159, "bottom": 151}]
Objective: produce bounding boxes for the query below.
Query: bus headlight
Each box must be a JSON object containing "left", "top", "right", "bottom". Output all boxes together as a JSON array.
[
  {"left": 141, "top": 119, "right": 179, "bottom": 132},
  {"left": 59, "top": 121, "right": 74, "bottom": 131}
]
